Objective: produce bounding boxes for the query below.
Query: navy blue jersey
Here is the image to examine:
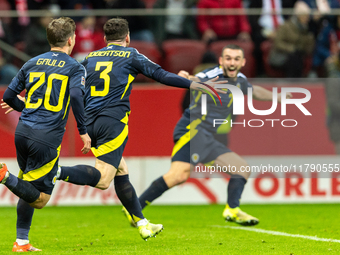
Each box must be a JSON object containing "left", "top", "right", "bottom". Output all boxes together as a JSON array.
[
  {"left": 8, "top": 51, "right": 86, "bottom": 148},
  {"left": 82, "top": 43, "right": 162, "bottom": 125},
  {"left": 185, "top": 65, "right": 252, "bottom": 134}
]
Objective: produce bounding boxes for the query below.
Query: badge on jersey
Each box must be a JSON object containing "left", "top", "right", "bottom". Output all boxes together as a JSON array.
[
  {"left": 81, "top": 76, "right": 85, "bottom": 86},
  {"left": 52, "top": 175, "right": 57, "bottom": 185},
  {"left": 192, "top": 153, "right": 200, "bottom": 163}
]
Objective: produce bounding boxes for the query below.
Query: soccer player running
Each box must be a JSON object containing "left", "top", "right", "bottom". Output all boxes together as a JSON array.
[
  {"left": 55, "top": 17, "right": 226, "bottom": 240},
  {"left": 0, "top": 17, "right": 103, "bottom": 251},
  {"left": 135, "top": 44, "right": 292, "bottom": 226}
]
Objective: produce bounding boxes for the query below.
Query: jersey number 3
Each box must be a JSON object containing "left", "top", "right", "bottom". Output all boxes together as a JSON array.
[
  {"left": 26, "top": 72, "right": 68, "bottom": 112},
  {"left": 91, "top": 61, "right": 113, "bottom": 97}
]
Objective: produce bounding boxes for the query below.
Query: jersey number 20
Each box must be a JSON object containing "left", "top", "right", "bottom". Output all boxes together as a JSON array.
[{"left": 26, "top": 72, "right": 68, "bottom": 112}]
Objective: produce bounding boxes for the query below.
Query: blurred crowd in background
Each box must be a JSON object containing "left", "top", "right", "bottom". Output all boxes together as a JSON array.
[
  {"left": 1, "top": 0, "right": 340, "bottom": 82},
  {"left": 1, "top": 0, "right": 340, "bottom": 86},
  {"left": 2, "top": 0, "right": 340, "bottom": 152}
]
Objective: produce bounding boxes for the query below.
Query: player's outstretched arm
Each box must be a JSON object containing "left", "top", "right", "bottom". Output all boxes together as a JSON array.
[
  {"left": 177, "top": 70, "right": 200, "bottom": 82},
  {"left": 252, "top": 85, "right": 292, "bottom": 103},
  {"left": 152, "top": 68, "right": 226, "bottom": 95},
  {"left": 177, "top": 70, "right": 227, "bottom": 95}
]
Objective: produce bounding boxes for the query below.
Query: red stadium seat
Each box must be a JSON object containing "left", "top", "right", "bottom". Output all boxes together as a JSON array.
[
  {"left": 260, "top": 40, "right": 312, "bottom": 78},
  {"left": 0, "top": 0, "right": 10, "bottom": 11},
  {"left": 209, "top": 40, "right": 256, "bottom": 78},
  {"left": 129, "top": 41, "right": 161, "bottom": 82},
  {"left": 162, "top": 39, "right": 206, "bottom": 75},
  {"left": 142, "top": 0, "right": 158, "bottom": 8}
]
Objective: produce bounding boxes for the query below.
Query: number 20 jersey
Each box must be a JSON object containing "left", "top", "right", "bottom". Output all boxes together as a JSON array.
[{"left": 8, "top": 51, "right": 86, "bottom": 148}]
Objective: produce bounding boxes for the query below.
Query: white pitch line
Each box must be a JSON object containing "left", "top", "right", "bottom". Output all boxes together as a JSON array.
[{"left": 211, "top": 225, "right": 340, "bottom": 243}]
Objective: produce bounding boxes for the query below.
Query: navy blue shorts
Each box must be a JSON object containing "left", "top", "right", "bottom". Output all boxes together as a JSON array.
[
  {"left": 87, "top": 115, "right": 128, "bottom": 169},
  {"left": 171, "top": 117, "right": 231, "bottom": 164},
  {"left": 15, "top": 135, "right": 60, "bottom": 195}
]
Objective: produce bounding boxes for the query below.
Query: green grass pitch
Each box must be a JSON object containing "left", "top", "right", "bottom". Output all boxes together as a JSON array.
[{"left": 0, "top": 204, "right": 339, "bottom": 254}]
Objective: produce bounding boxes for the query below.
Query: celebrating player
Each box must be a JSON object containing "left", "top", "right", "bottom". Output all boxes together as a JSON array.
[
  {"left": 56, "top": 17, "right": 226, "bottom": 240},
  {"left": 0, "top": 17, "right": 104, "bottom": 252},
  {"left": 133, "top": 44, "right": 292, "bottom": 226}
]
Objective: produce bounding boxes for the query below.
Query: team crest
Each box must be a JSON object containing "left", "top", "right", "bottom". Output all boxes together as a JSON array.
[
  {"left": 192, "top": 153, "right": 200, "bottom": 163},
  {"left": 52, "top": 175, "right": 57, "bottom": 185}
]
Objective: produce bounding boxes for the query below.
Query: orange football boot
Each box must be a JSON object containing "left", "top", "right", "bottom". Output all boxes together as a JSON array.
[
  {"left": 0, "top": 163, "right": 8, "bottom": 183},
  {"left": 12, "top": 242, "right": 42, "bottom": 252}
]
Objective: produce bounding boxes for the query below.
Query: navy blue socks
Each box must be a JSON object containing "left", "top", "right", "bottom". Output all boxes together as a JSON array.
[
  {"left": 59, "top": 165, "right": 101, "bottom": 187},
  {"left": 227, "top": 175, "right": 247, "bottom": 208},
  {"left": 4, "top": 173, "right": 40, "bottom": 204},
  {"left": 16, "top": 199, "right": 34, "bottom": 241},
  {"left": 114, "top": 175, "right": 144, "bottom": 222},
  {"left": 139, "top": 176, "right": 169, "bottom": 209}
]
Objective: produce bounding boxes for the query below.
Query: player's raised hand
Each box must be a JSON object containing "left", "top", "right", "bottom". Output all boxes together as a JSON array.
[
  {"left": 80, "top": 133, "right": 91, "bottom": 154},
  {"left": 190, "top": 76, "right": 228, "bottom": 95}
]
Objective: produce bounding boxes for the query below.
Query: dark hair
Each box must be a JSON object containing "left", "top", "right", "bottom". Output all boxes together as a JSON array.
[
  {"left": 46, "top": 17, "right": 76, "bottom": 47},
  {"left": 221, "top": 44, "right": 244, "bottom": 57},
  {"left": 104, "top": 18, "right": 129, "bottom": 41},
  {"left": 201, "top": 51, "right": 217, "bottom": 64}
]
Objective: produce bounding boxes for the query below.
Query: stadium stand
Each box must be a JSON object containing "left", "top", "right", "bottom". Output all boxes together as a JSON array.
[
  {"left": 162, "top": 39, "right": 206, "bottom": 75},
  {"left": 260, "top": 40, "right": 285, "bottom": 78},
  {"left": 260, "top": 40, "right": 312, "bottom": 78}
]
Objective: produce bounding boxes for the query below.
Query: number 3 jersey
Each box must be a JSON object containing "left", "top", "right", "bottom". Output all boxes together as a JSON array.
[
  {"left": 8, "top": 51, "right": 86, "bottom": 148},
  {"left": 81, "top": 43, "right": 162, "bottom": 125}
]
